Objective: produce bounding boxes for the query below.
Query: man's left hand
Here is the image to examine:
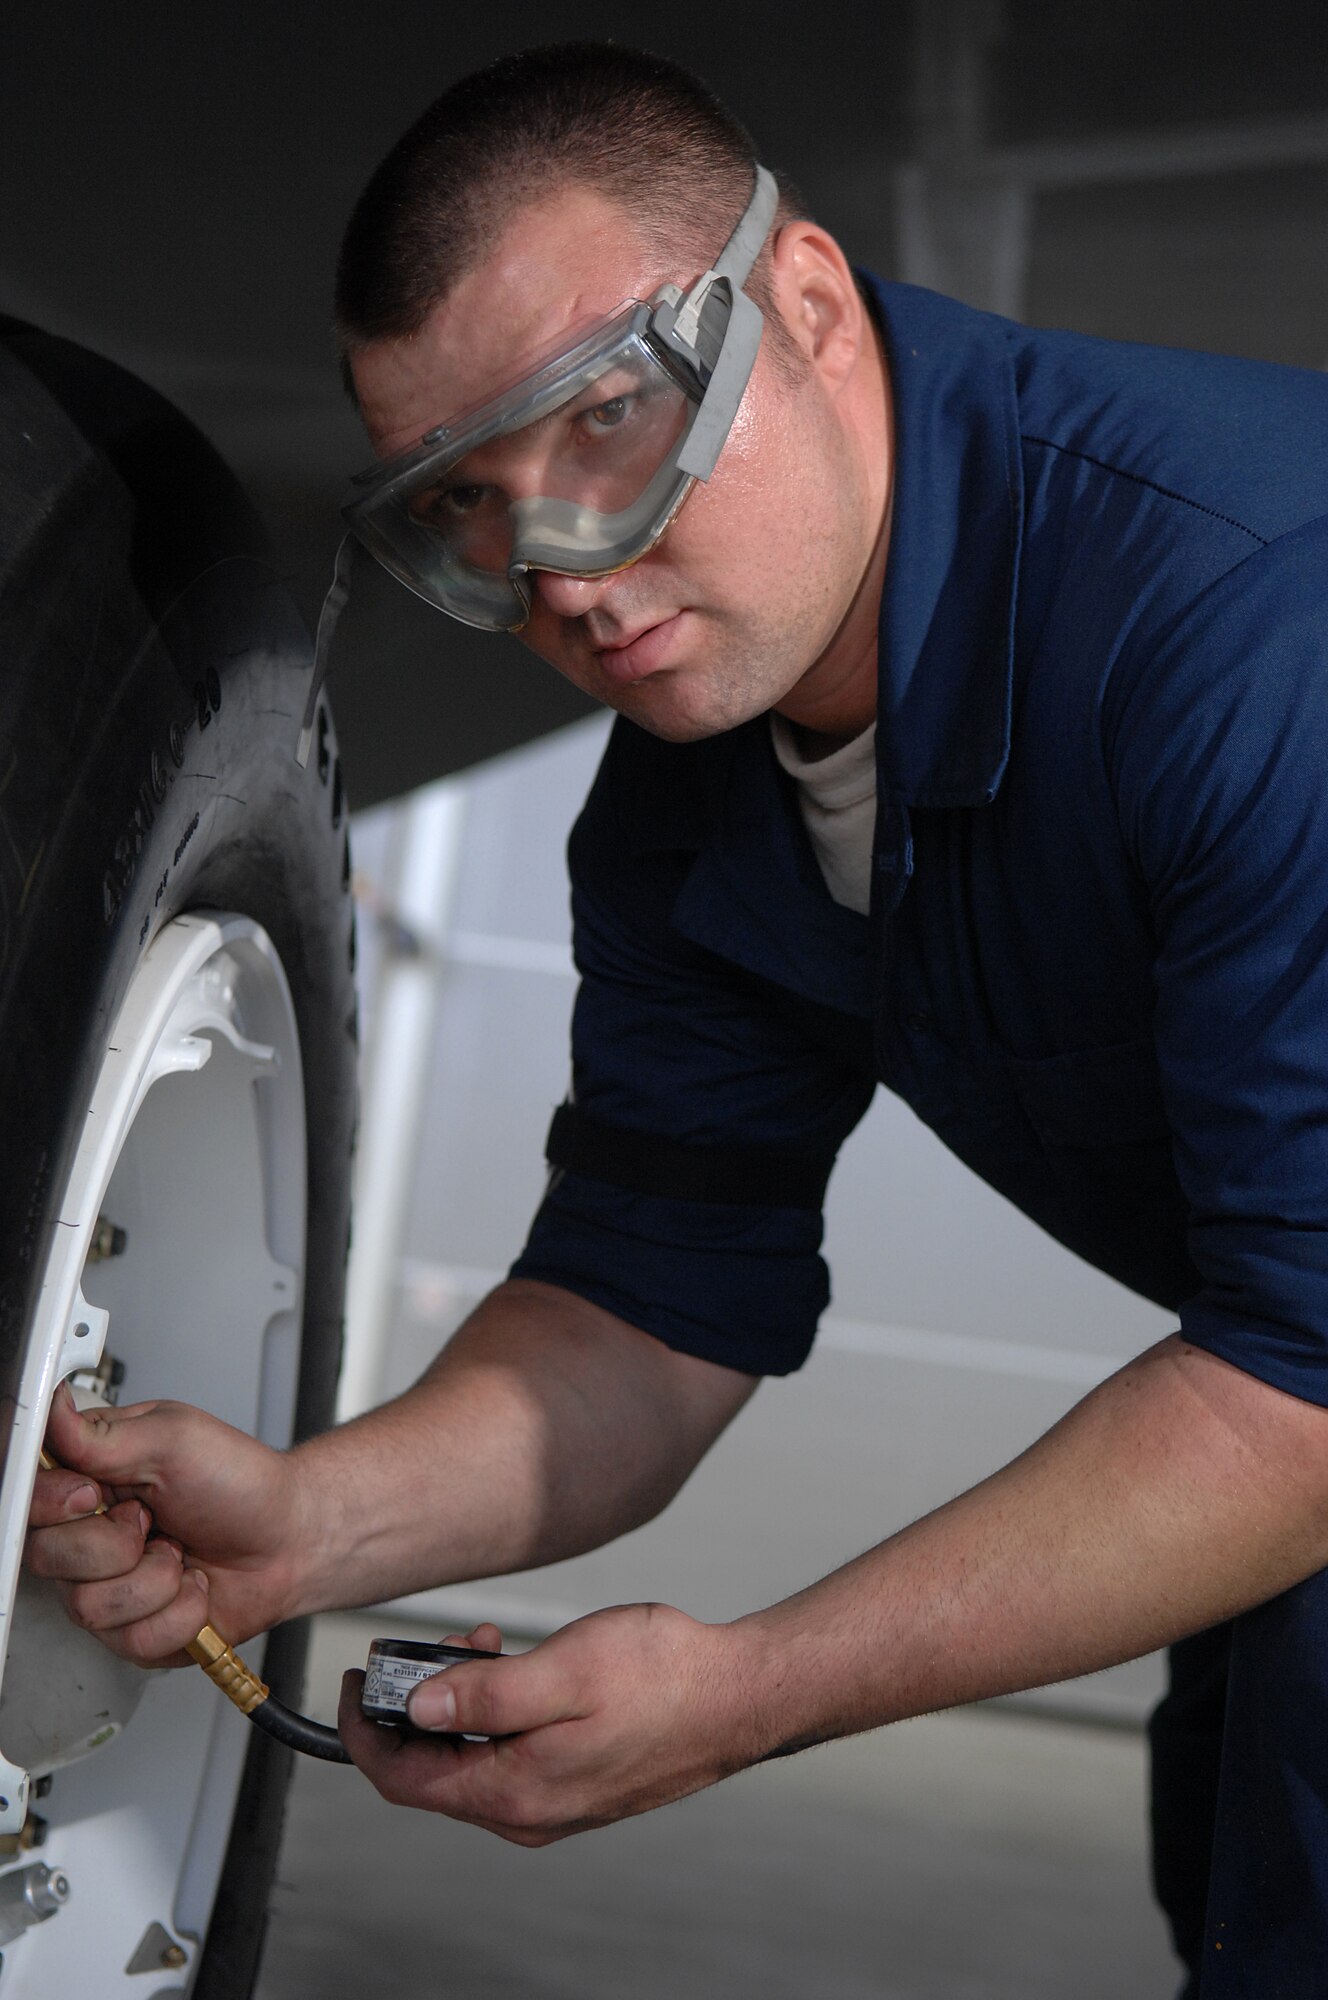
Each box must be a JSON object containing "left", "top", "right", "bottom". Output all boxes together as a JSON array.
[{"left": 337, "top": 1604, "right": 757, "bottom": 1845}]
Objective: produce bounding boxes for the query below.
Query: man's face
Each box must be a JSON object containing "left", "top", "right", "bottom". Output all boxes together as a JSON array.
[{"left": 352, "top": 186, "right": 883, "bottom": 743}]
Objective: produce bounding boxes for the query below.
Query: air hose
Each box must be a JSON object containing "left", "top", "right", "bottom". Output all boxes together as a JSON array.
[{"left": 184, "top": 1624, "right": 351, "bottom": 1764}]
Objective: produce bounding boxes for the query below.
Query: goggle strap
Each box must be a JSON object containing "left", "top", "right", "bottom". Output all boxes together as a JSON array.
[
  {"left": 295, "top": 531, "right": 355, "bottom": 768},
  {"left": 664, "top": 165, "right": 778, "bottom": 477},
  {"left": 712, "top": 165, "right": 780, "bottom": 289},
  {"left": 676, "top": 287, "right": 764, "bottom": 481},
  {"left": 667, "top": 164, "right": 779, "bottom": 354}
]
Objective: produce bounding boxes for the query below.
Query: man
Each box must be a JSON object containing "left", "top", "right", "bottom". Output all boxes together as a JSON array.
[{"left": 27, "top": 42, "right": 1328, "bottom": 1995}]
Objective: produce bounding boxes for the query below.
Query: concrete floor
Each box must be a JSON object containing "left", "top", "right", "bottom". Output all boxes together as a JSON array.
[{"left": 253, "top": 1611, "right": 1182, "bottom": 2000}]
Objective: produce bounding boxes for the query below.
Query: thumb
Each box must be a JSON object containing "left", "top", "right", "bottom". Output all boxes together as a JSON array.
[
  {"left": 407, "top": 1647, "right": 573, "bottom": 1740},
  {"left": 45, "top": 1389, "right": 178, "bottom": 1488}
]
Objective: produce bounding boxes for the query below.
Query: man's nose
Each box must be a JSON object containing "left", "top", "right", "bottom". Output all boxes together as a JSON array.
[{"left": 528, "top": 569, "right": 613, "bottom": 620}]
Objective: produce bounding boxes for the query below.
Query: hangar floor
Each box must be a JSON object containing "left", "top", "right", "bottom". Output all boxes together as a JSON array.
[{"left": 253, "top": 1610, "right": 1180, "bottom": 2000}]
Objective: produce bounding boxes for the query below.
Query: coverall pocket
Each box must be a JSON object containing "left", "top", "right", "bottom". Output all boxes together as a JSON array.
[{"left": 1005, "top": 1037, "right": 1172, "bottom": 1151}]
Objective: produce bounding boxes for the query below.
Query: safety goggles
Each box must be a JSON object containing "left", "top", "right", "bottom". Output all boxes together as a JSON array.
[{"left": 297, "top": 165, "right": 778, "bottom": 765}]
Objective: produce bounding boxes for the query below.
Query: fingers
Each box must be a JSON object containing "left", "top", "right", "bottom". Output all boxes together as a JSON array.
[
  {"left": 26, "top": 1484, "right": 212, "bottom": 1667},
  {"left": 339, "top": 1672, "right": 529, "bottom": 1835},
  {"left": 61, "top": 1533, "right": 184, "bottom": 1631},
  {"left": 64, "top": 1547, "right": 212, "bottom": 1667},
  {"left": 442, "top": 1623, "right": 504, "bottom": 1653},
  {"left": 29, "top": 1463, "right": 108, "bottom": 1529},
  {"left": 26, "top": 1497, "right": 150, "bottom": 1582}
]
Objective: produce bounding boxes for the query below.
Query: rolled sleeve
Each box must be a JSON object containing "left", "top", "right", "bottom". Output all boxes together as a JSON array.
[{"left": 513, "top": 1178, "right": 834, "bottom": 1376}]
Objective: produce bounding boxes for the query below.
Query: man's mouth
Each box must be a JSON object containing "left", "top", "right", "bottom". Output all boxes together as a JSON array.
[{"left": 593, "top": 613, "right": 686, "bottom": 685}]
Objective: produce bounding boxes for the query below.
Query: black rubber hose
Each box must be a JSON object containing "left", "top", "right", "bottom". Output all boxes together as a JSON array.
[{"left": 248, "top": 1694, "right": 352, "bottom": 1764}]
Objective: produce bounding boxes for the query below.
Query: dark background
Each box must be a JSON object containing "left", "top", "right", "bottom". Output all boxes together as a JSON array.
[{"left": 3, "top": 2, "right": 1326, "bottom": 806}]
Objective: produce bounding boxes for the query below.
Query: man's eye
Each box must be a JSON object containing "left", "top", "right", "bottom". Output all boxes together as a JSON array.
[
  {"left": 413, "top": 484, "right": 488, "bottom": 525},
  {"left": 439, "top": 483, "right": 487, "bottom": 514},
  {"left": 586, "top": 395, "right": 630, "bottom": 430}
]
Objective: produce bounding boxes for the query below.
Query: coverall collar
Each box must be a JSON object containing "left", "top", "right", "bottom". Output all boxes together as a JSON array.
[{"left": 863, "top": 273, "right": 1022, "bottom": 811}]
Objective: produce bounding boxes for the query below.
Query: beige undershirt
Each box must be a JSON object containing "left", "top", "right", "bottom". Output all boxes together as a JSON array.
[{"left": 770, "top": 715, "right": 878, "bottom": 917}]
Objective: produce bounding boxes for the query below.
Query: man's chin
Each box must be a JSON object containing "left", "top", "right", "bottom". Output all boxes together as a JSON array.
[
  {"left": 607, "top": 690, "right": 745, "bottom": 744},
  {"left": 604, "top": 665, "right": 773, "bottom": 744}
]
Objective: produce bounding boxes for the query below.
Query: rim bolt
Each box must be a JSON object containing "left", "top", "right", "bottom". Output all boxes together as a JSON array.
[{"left": 87, "top": 1218, "right": 128, "bottom": 1262}]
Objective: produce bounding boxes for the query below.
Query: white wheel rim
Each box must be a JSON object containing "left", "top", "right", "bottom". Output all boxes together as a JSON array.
[{"left": 0, "top": 911, "right": 306, "bottom": 1994}]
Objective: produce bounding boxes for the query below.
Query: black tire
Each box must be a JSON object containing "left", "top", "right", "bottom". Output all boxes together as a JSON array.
[{"left": 0, "top": 319, "right": 357, "bottom": 1995}]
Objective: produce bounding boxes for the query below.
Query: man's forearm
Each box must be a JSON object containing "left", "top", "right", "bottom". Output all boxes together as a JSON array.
[
  {"left": 286, "top": 1278, "right": 757, "bottom": 1621},
  {"left": 325, "top": 1331, "right": 1328, "bottom": 1849},
  {"left": 726, "top": 1335, "right": 1328, "bottom": 1757}
]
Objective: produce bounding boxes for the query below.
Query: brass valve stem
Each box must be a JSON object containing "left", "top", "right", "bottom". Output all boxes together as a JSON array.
[{"left": 185, "top": 1625, "right": 269, "bottom": 1716}]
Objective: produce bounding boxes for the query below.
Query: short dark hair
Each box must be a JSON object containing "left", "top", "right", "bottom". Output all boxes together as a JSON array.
[{"left": 334, "top": 41, "right": 810, "bottom": 399}]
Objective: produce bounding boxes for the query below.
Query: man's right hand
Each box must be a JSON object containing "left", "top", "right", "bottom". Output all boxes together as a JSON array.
[{"left": 24, "top": 1386, "right": 300, "bottom": 1668}]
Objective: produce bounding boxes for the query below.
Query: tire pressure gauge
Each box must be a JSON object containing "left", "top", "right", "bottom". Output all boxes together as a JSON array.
[{"left": 361, "top": 1637, "right": 500, "bottom": 1729}]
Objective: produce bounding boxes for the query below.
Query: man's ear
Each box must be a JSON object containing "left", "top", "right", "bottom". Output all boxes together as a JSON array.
[{"left": 768, "top": 222, "right": 865, "bottom": 390}]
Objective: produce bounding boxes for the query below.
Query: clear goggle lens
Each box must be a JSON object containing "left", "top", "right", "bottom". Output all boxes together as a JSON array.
[
  {"left": 343, "top": 305, "right": 707, "bottom": 632},
  {"left": 403, "top": 342, "right": 691, "bottom": 581}
]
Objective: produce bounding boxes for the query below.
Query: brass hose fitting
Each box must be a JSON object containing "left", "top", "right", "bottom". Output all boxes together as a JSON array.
[{"left": 184, "top": 1625, "right": 269, "bottom": 1715}]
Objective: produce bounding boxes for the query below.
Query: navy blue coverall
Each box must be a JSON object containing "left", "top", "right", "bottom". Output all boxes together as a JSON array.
[{"left": 512, "top": 274, "right": 1328, "bottom": 1997}]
